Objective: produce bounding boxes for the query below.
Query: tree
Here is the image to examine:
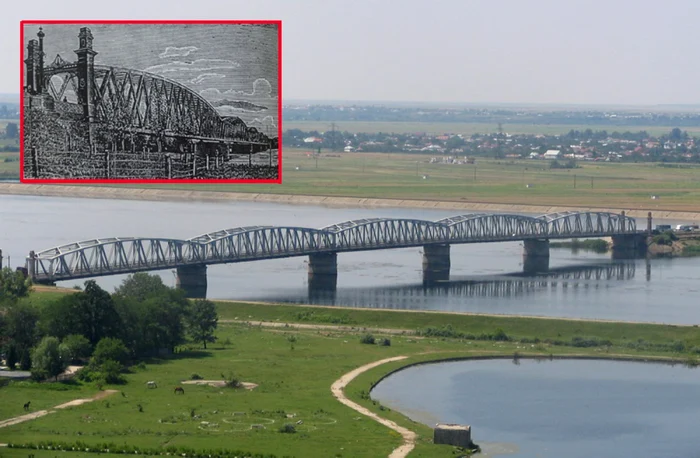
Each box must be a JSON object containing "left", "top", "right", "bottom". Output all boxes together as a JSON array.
[
  {"left": 669, "top": 127, "right": 683, "bottom": 142},
  {"left": 4, "top": 122, "right": 18, "bottom": 139},
  {"left": 92, "top": 337, "right": 130, "bottom": 367},
  {"left": 186, "top": 299, "right": 218, "bottom": 349},
  {"left": 31, "top": 336, "right": 70, "bottom": 381},
  {"left": 5, "top": 303, "right": 40, "bottom": 355},
  {"left": 0, "top": 267, "right": 31, "bottom": 304},
  {"left": 79, "top": 281, "right": 123, "bottom": 345},
  {"left": 445, "top": 136, "right": 466, "bottom": 151},
  {"left": 113, "top": 273, "right": 170, "bottom": 302},
  {"left": 61, "top": 334, "right": 92, "bottom": 363}
]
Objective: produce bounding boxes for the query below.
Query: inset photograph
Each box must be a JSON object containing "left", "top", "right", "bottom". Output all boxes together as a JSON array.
[{"left": 21, "top": 21, "right": 280, "bottom": 183}]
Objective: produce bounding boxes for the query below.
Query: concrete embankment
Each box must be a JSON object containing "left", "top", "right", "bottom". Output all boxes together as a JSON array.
[{"left": 1, "top": 183, "right": 700, "bottom": 221}]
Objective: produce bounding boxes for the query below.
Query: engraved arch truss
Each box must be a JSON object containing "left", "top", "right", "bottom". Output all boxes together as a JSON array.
[
  {"left": 42, "top": 63, "right": 265, "bottom": 143},
  {"left": 27, "top": 211, "right": 643, "bottom": 282}
]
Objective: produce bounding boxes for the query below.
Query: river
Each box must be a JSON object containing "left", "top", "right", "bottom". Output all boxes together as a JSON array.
[
  {"left": 1, "top": 194, "right": 699, "bottom": 324},
  {"left": 371, "top": 358, "right": 700, "bottom": 458}
]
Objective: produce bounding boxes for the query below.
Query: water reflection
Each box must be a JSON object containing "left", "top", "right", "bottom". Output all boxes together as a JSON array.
[{"left": 299, "top": 261, "right": 639, "bottom": 309}]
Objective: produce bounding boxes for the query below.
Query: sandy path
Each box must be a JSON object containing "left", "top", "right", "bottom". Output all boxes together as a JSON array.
[
  {"left": 0, "top": 390, "right": 118, "bottom": 429},
  {"left": 331, "top": 356, "right": 418, "bottom": 458}
]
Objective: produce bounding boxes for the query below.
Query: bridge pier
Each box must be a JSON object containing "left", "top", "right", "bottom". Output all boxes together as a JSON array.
[
  {"left": 176, "top": 264, "right": 207, "bottom": 298},
  {"left": 523, "top": 239, "right": 550, "bottom": 274},
  {"left": 611, "top": 234, "right": 648, "bottom": 259},
  {"left": 422, "top": 244, "right": 450, "bottom": 284},
  {"left": 308, "top": 252, "right": 338, "bottom": 291}
]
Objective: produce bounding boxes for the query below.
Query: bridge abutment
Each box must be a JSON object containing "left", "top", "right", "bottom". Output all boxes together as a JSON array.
[
  {"left": 523, "top": 239, "right": 550, "bottom": 273},
  {"left": 308, "top": 252, "right": 338, "bottom": 291},
  {"left": 422, "top": 243, "right": 450, "bottom": 284},
  {"left": 176, "top": 264, "right": 208, "bottom": 298},
  {"left": 611, "top": 234, "right": 648, "bottom": 259}
]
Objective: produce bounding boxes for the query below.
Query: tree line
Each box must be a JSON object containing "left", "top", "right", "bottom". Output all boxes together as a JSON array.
[{"left": 0, "top": 269, "right": 218, "bottom": 384}]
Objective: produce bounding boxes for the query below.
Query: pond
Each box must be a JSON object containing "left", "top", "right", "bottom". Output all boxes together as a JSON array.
[{"left": 371, "top": 358, "right": 700, "bottom": 457}]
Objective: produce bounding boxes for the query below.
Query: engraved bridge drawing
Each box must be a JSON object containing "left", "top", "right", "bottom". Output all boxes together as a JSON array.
[
  {"left": 25, "top": 211, "right": 649, "bottom": 297},
  {"left": 23, "top": 24, "right": 279, "bottom": 180}
]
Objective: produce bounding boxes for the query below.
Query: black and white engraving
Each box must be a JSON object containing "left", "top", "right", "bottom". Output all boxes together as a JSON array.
[{"left": 22, "top": 22, "right": 279, "bottom": 181}]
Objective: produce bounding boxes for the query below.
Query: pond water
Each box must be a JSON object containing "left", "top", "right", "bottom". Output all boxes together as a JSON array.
[{"left": 371, "top": 358, "right": 700, "bottom": 458}]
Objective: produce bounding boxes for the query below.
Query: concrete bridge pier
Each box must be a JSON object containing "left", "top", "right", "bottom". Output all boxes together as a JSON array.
[
  {"left": 176, "top": 264, "right": 207, "bottom": 298},
  {"left": 611, "top": 234, "right": 648, "bottom": 259},
  {"left": 308, "top": 252, "right": 338, "bottom": 291},
  {"left": 422, "top": 244, "right": 450, "bottom": 284},
  {"left": 522, "top": 239, "right": 550, "bottom": 274}
]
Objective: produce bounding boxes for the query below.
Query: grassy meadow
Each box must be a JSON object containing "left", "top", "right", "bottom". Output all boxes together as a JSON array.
[
  {"left": 2, "top": 293, "right": 700, "bottom": 458},
  {"left": 122, "top": 149, "right": 700, "bottom": 212}
]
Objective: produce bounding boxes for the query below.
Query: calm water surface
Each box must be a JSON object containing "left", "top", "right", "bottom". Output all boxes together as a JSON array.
[
  {"left": 372, "top": 359, "right": 700, "bottom": 458},
  {"left": 1, "top": 194, "right": 699, "bottom": 324}
]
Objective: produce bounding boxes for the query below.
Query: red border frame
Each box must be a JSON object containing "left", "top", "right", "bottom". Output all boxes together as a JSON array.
[{"left": 19, "top": 19, "right": 282, "bottom": 185}]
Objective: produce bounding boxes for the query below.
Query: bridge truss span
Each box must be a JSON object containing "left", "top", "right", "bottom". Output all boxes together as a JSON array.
[
  {"left": 26, "top": 211, "right": 644, "bottom": 283},
  {"left": 439, "top": 213, "right": 548, "bottom": 242}
]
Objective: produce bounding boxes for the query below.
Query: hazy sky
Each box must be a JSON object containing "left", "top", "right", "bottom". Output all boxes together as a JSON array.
[{"left": 5, "top": 0, "right": 700, "bottom": 105}]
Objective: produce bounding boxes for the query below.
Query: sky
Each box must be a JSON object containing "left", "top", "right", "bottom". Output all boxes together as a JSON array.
[
  {"left": 22, "top": 23, "right": 278, "bottom": 130},
  {"left": 4, "top": 0, "right": 700, "bottom": 106}
]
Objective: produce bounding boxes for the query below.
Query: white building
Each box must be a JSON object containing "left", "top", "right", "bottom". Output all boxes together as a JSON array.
[{"left": 543, "top": 149, "right": 561, "bottom": 159}]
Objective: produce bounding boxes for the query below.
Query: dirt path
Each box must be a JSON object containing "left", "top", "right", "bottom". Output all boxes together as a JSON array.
[
  {"left": 331, "top": 356, "right": 418, "bottom": 458},
  {"left": 223, "top": 319, "right": 415, "bottom": 335},
  {"left": 0, "top": 390, "right": 118, "bottom": 430}
]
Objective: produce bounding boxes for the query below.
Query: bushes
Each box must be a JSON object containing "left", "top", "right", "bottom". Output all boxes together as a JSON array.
[
  {"left": 359, "top": 334, "right": 376, "bottom": 345},
  {"left": 279, "top": 423, "right": 296, "bottom": 434},
  {"left": 652, "top": 231, "right": 678, "bottom": 246}
]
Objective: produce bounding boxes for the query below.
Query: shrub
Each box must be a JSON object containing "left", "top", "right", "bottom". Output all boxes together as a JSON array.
[
  {"left": 360, "top": 334, "right": 376, "bottom": 345},
  {"left": 101, "top": 360, "right": 125, "bottom": 384},
  {"left": 380, "top": 338, "right": 391, "bottom": 346},
  {"left": 221, "top": 371, "right": 241, "bottom": 388},
  {"left": 190, "top": 373, "right": 203, "bottom": 380},
  {"left": 279, "top": 423, "right": 296, "bottom": 434}
]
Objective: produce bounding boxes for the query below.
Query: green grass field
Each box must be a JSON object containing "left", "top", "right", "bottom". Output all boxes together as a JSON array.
[
  {"left": 283, "top": 121, "right": 700, "bottom": 137},
  {"left": 124, "top": 149, "right": 700, "bottom": 212},
  {"left": 2, "top": 293, "right": 700, "bottom": 458}
]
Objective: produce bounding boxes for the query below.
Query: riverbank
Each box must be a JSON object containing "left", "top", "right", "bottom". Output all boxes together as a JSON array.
[{"left": 2, "top": 183, "right": 700, "bottom": 221}]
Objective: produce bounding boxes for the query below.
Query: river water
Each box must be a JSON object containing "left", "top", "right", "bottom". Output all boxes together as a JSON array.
[
  {"left": 371, "top": 358, "right": 700, "bottom": 458},
  {"left": 1, "top": 194, "right": 699, "bottom": 324}
]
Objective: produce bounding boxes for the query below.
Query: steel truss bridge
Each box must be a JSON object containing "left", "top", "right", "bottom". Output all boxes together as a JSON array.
[{"left": 26, "top": 211, "right": 643, "bottom": 284}]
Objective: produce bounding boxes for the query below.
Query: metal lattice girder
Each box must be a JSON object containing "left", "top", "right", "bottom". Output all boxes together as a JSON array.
[
  {"left": 539, "top": 211, "right": 637, "bottom": 237},
  {"left": 323, "top": 218, "right": 447, "bottom": 249},
  {"left": 28, "top": 211, "right": 643, "bottom": 282},
  {"left": 438, "top": 213, "right": 548, "bottom": 240}
]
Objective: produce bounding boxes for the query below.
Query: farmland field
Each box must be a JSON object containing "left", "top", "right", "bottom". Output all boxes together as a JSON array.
[
  {"left": 283, "top": 120, "right": 700, "bottom": 137},
  {"left": 123, "top": 149, "right": 700, "bottom": 212}
]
